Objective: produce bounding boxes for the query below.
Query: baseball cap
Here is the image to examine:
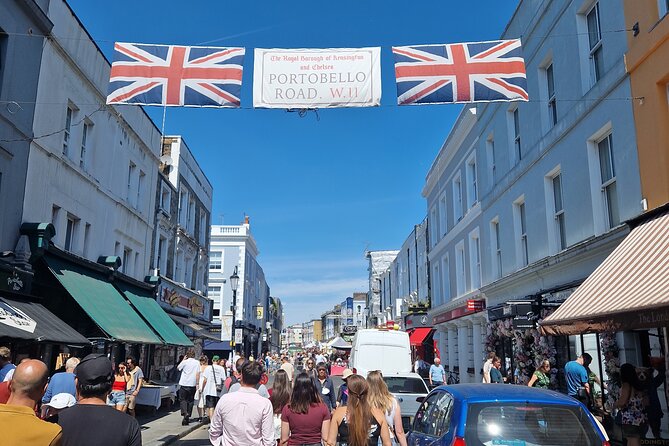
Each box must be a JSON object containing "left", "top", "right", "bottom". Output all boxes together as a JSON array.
[
  {"left": 75, "top": 353, "right": 113, "bottom": 386},
  {"left": 44, "top": 393, "right": 76, "bottom": 409},
  {"left": 341, "top": 369, "right": 353, "bottom": 380},
  {"left": 212, "top": 355, "right": 220, "bottom": 362}
]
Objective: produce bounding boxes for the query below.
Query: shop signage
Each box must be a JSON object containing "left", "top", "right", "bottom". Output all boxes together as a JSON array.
[
  {"left": 234, "top": 328, "right": 243, "bottom": 344},
  {"left": 158, "top": 280, "right": 212, "bottom": 322},
  {"left": 512, "top": 315, "right": 535, "bottom": 330},
  {"left": 253, "top": 47, "right": 382, "bottom": 109},
  {"left": 342, "top": 325, "right": 357, "bottom": 335},
  {"left": 0, "top": 299, "right": 36, "bottom": 333},
  {"left": 467, "top": 300, "right": 484, "bottom": 311},
  {"left": 433, "top": 299, "right": 486, "bottom": 325},
  {"left": 405, "top": 313, "right": 431, "bottom": 329},
  {"left": 255, "top": 306, "right": 264, "bottom": 320}
]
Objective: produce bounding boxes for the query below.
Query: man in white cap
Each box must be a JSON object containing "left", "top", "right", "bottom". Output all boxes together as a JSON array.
[
  {"left": 43, "top": 393, "right": 76, "bottom": 423},
  {"left": 336, "top": 369, "right": 353, "bottom": 407}
]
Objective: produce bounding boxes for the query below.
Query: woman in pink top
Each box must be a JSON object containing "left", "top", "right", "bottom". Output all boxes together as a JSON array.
[{"left": 280, "top": 372, "right": 331, "bottom": 446}]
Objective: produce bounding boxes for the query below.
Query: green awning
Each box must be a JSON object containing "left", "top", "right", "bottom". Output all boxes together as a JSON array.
[
  {"left": 117, "top": 284, "right": 193, "bottom": 347},
  {"left": 45, "top": 256, "right": 163, "bottom": 344}
]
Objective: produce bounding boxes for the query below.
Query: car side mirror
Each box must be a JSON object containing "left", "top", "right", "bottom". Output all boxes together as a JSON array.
[{"left": 416, "top": 396, "right": 425, "bottom": 403}]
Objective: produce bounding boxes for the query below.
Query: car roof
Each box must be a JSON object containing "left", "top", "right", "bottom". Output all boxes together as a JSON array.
[
  {"left": 382, "top": 372, "right": 424, "bottom": 379},
  {"left": 435, "top": 384, "right": 582, "bottom": 406}
]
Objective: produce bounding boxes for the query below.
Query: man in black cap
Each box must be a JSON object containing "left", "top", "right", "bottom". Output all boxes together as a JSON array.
[{"left": 57, "top": 353, "right": 141, "bottom": 446}]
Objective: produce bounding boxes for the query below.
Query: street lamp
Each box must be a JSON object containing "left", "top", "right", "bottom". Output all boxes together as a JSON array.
[{"left": 230, "top": 266, "right": 239, "bottom": 353}]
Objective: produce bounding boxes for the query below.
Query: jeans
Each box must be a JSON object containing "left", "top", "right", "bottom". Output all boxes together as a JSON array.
[{"left": 179, "top": 386, "right": 196, "bottom": 418}]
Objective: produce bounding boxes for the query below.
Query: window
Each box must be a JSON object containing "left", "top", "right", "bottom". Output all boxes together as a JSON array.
[
  {"left": 158, "top": 236, "right": 167, "bottom": 273},
  {"left": 114, "top": 241, "right": 121, "bottom": 258},
  {"left": 209, "top": 251, "right": 222, "bottom": 270},
  {"left": 469, "top": 230, "right": 481, "bottom": 289},
  {"left": 466, "top": 156, "right": 478, "bottom": 208},
  {"left": 515, "top": 201, "right": 529, "bottom": 267},
  {"left": 64, "top": 214, "right": 78, "bottom": 252},
  {"left": 80, "top": 122, "right": 90, "bottom": 169},
  {"left": 598, "top": 133, "right": 619, "bottom": 228},
  {"left": 83, "top": 223, "right": 91, "bottom": 257},
  {"left": 127, "top": 162, "right": 136, "bottom": 203},
  {"left": 430, "top": 206, "right": 438, "bottom": 247},
  {"left": 122, "top": 247, "right": 132, "bottom": 275},
  {"left": 546, "top": 63, "right": 557, "bottom": 126},
  {"left": 587, "top": 2, "right": 603, "bottom": 83},
  {"left": 63, "top": 106, "right": 74, "bottom": 156},
  {"left": 552, "top": 174, "right": 567, "bottom": 250},
  {"left": 134, "top": 252, "right": 140, "bottom": 277},
  {"left": 439, "top": 194, "right": 447, "bottom": 237},
  {"left": 160, "top": 183, "right": 171, "bottom": 213},
  {"left": 486, "top": 136, "right": 496, "bottom": 184},
  {"left": 432, "top": 263, "right": 441, "bottom": 305},
  {"left": 208, "top": 286, "right": 221, "bottom": 301},
  {"left": 453, "top": 174, "right": 463, "bottom": 222},
  {"left": 490, "top": 219, "right": 502, "bottom": 279},
  {"left": 513, "top": 108, "right": 521, "bottom": 161},
  {"left": 213, "top": 308, "right": 221, "bottom": 318},
  {"left": 455, "top": 241, "right": 466, "bottom": 296},
  {"left": 188, "top": 198, "right": 196, "bottom": 233},
  {"left": 441, "top": 256, "right": 451, "bottom": 301},
  {"left": 179, "top": 190, "right": 188, "bottom": 226},
  {"left": 660, "top": 0, "right": 669, "bottom": 18},
  {"left": 199, "top": 211, "right": 207, "bottom": 244},
  {"left": 51, "top": 205, "right": 60, "bottom": 227},
  {"left": 413, "top": 391, "right": 453, "bottom": 437},
  {"left": 136, "top": 170, "right": 145, "bottom": 210}
]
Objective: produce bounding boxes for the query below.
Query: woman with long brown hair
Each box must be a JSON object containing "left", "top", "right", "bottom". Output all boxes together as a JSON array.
[
  {"left": 367, "top": 371, "right": 407, "bottom": 446},
  {"left": 270, "top": 369, "right": 291, "bottom": 444},
  {"left": 281, "top": 372, "right": 331, "bottom": 446},
  {"left": 327, "top": 374, "right": 391, "bottom": 446}
]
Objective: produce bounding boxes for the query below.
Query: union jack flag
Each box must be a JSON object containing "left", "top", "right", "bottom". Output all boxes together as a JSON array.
[
  {"left": 392, "top": 39, "right": 528, "bottom": 105},
  {"left": 107, "top": 42, "right": 245, "bottom": 107}
]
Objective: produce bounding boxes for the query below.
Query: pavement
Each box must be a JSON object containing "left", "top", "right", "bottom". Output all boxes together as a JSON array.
[{"left": 139, "top": 406, "right": 205, "bottom": 446}]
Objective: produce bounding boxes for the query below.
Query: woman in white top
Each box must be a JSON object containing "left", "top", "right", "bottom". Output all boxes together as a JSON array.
[
  {"left": 366, "top": 371, "right": 407, "bottom": 446},
  {"left": 194, "top": 355, "right": 208, "bottom": 422},
  {"left": 201, "top": 356, "right": 227, "bottom": 422}
]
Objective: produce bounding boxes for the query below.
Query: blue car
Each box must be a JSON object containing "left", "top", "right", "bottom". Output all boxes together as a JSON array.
[{"left": 407, "top": 384, "right": 609, "bottom": 446}]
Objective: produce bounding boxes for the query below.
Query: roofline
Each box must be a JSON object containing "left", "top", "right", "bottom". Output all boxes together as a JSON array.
[{"left": 164, "top": 135, "right": 214, "bottom": 190}]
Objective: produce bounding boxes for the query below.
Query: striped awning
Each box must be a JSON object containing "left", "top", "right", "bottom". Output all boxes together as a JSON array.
[{"left": 541, "top": 210, "right": 669, "bottom": 336}]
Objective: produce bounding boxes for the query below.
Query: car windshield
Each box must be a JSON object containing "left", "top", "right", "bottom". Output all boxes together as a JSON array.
[
  {"left": 465, "top": 403, "right": 602, "bottom": 446},
  {"left": 383, "top": 376, "right": 428, "bottom": 394}
]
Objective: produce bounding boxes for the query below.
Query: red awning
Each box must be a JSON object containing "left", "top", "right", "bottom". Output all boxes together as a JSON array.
[{"left": 409, "top": 327, "right": 434, "bottom": 346}]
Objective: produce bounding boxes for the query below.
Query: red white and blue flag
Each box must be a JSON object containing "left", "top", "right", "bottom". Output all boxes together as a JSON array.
[
  {"left": 107, "top": 42, "right": 245, "bottom": 107},
  {"left": 392, "top": 39, "right": 528, "bottom": 105}
]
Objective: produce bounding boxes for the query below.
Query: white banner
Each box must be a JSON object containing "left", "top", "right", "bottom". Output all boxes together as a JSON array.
[
  {"left": 234, "top": 328, "right": 243, "bottom": 344},
  {"left": 0, "top": 300, "right": 36, "bottom": 333},
  {"left": 253, "top": 47, "right": 382, "bottom": 109}
]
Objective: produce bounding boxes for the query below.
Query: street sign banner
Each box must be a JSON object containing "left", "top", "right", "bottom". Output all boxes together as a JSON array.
[
  {"left": 253, "top": 47, "right": 382, "bottom": 109},
  {"left": 234, "top": 328, "right": 243, "bottom": 344}
]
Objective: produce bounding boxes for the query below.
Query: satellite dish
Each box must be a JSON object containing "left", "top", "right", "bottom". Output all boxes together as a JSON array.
[{"left": 159, "top": 155, "right": 173, "bottom": 166}]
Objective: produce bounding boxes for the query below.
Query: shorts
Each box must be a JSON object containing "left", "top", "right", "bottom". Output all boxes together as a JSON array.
[
  {"left": 108, "top": 390, "right": 126, "bottom": 406},
  {"left": 205, "top": 395, "right": 219, "bottom": 408},
  {"left": 126, "top": 393, "right": 137, "bottom": 410},
  {"left": 622, "top": 424, "right": 644, "bottom": 438}
]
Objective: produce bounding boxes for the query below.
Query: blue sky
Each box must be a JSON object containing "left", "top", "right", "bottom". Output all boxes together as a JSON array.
[{"left": 67, "top": 0, "right": 520, "bottom": 325}]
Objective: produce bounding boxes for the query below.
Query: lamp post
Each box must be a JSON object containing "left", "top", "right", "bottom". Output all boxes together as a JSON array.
[{"left": 229, "top": 266, "right": 239, "bottom": 353}]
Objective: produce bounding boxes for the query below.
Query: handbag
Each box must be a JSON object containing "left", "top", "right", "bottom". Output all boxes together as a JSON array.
[{"left": 212, "top": 365, "right": 223, "bottom": 393}]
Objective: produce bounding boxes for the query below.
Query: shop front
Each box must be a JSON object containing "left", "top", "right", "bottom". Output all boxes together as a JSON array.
[
  {"left": 430, "top": 296, "right": 486, "bottom": 383},
  {"left": 405, "top": 313, "right": 435, "bottom": 365},
  {"left": 157, "top": 277, "right": 216, "bottom": 368},
  {"left": 541, "top": 206, "right": 669, "bottom": 442}
]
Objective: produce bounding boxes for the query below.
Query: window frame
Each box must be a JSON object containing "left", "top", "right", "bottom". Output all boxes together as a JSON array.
[
  {"left": 552, "top": 173, "right": 567, "bottom": 250},
  {"left": 80, "top": 121, "right": 91, "bottom": 169},
  {"left": 466, "top": 154, "right": 478, "bottom": 209},
  {"left": 490, "top": 218, "right": 502, "bottom": 280},
  {"left": 486, "top": 135, "right": 496, "bottom": 184},
  {"left": 441, "top": 255, "right": 451, "bottom": 301},
  {"left": 63, "top": 105, "right": 74, "bottom": 156},
  {"left": 597, "top": 133, "right": 619, "bottom": 229},
  {"left": 452, "top": 173, "right": 463, "bottom": 222},
  {"left": 586, "top": 2, "right": 604, "bottom": 83},
  {"left": 469, "top": 229, "right": 482, "bottom": 289},
  {"left": 455, "top": 240, "right": 466, "bottom": 297},
  {"left": 546, "top": 63, "right": 557, "bottom": 126},
  {"left": 64, "top": 214, "right": 78, "bottom": 252},
  {"left": 209, "top": 251, "right": 222, "bottom": 270},
  {"left": 513, "top": 108, "right": 521, "bottom": 161},
  {"left": 519, "top": 202, "right": 528, "bottom": 266}
]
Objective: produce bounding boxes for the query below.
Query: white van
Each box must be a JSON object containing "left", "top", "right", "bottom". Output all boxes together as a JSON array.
[{"left": 348, "top": 329, "right": 412, "bottom": 377}]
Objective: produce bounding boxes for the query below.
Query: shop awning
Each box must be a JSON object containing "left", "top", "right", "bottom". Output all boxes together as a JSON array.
[
  {"left": 169, "top": 314, "right": 220, "bottom": 341},
  {"left": 409, "top": 327, "right": 434, "bottom": 346},
  {"left": 117, "top": 284, "right": 193, "bottom": 347},
  {"left": 541, "top": 210, "right": 669, "bottom": 336},
  {"left": 45, "top": 256, "right": 163, "bottom": 344},
  {"left": 0, "top": 295, "right": 90, "bottom": 345},
  {"left": 329, "top": 337, "right": 352, "bottom": 350}
]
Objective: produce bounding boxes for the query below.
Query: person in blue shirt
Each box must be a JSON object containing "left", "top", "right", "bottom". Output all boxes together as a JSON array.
[
  {"left": 565, "top": 353, "right": 591, "bottom": 404},
  {"left": 429, "top": 357, "right": 446, "bottom": 387},
  {"left": 42, "top": 357, "right": 80, "bottom": 405},
  {"left": 0, "top": 346, "right": 16, "bottom": 382}
]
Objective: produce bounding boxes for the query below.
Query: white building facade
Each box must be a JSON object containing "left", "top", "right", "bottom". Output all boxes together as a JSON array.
[
  {"left": 209, "top": 218, "right": 270, "bottom": 357},
  {"left": 365, "top": 250, "right": 399, "bottom": 327},
  {"left": 426, "top": 0, "right": 643, "bottom": 385},
  {"left": 23, "top": 0, "right": 161, "bottom": 281}
]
